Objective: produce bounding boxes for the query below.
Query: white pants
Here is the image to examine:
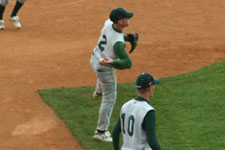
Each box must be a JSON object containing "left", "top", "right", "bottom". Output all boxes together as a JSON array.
[
  {"left": 90, "top": 53, "right": 117, "bottom": 131},
  {"left": 0, "top": 0, "right": 26, "bottom": 6}
]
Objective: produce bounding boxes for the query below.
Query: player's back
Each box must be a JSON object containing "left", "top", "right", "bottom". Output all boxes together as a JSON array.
[
  {"left": 120, "top": 99, "right": 154, "bottom": 150},
  {"left": 94, "top": 19, "right": 124, "bottom": 59}
]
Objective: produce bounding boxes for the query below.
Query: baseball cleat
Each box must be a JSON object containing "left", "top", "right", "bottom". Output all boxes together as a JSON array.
[
  {"left": 0, "top": 20, "right": 5, "bottom": 30},
  {"left": 92, "top": 91, "right": 102, "bottom": 99},
  {"left": 9, "top": 16, "right": 21, "bottom": 29},
  {"left": 93, "top": 130, "right": 112, "bottom": 142}
]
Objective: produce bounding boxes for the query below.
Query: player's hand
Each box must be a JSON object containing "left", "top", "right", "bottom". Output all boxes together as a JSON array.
[{"left": 99, "top": 57, "right": 113, "bottom": 65}]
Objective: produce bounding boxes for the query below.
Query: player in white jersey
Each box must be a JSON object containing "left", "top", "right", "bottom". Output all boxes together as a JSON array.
[
  {"left": 0, "top": 0, "right": 26, "bottom": 30},
  {"left": 90, "top": 8, "right": 135, "bottom": 142},
  {"left": 113, "top": 73, "right": 161, "bottom": 150}
]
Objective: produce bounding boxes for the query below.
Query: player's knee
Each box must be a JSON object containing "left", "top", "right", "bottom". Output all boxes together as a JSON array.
[
  {"left": 0, "top": 0, "right": 10, "bottom": 6},
  {"left": 103, "top": 94, "right": 116, "bottom": 104},
  {"left": 18, "top": 0, "right": 26, "bottom": 4}
]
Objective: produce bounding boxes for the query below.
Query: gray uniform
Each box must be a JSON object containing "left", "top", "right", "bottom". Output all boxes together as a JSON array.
[{"left": 90, "top": 19, "right": 125, "bottom": 131}]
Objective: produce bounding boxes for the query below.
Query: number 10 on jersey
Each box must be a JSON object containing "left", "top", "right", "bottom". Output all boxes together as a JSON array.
[{"left": 121, "top": 113, "right": 135, "bottom": 137}]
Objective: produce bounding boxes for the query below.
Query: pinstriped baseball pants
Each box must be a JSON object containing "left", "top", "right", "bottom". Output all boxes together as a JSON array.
[{"left": 90, "top": 53, "right": 117, "bottom": 131}]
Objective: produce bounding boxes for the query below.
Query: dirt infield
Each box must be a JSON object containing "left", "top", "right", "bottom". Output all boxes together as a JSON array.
[{"left": 0, "top": 0, "right": 225, "bottom": 149}]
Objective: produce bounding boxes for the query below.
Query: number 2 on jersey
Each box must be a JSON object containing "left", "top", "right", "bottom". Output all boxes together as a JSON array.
[
  {"left": 121, "top": 113, "right": 135, "bottom": 136},
  {"left": 98, "top": 34, "right": 107, "bottom": 52}
]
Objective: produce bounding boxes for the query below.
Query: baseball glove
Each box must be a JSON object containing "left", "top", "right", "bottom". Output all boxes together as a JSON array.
[{"left": 126, "top": 33, "right": 139, "bottom": 53}]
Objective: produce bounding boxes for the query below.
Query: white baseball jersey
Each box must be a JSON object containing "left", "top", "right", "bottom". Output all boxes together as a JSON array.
[
  {"left": 93, "top": 19, "right": 125, "bottom": 59},
  {"left": 120, "top": 99, "right": 154, "bottom": 150},
  {"left": 90, "top": 19, "right": 124, "bottom": 131}
]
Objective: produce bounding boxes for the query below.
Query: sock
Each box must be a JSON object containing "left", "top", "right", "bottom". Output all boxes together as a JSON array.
[
  {"left": 10, "top": 0, "right": 23, "bottom": 17},
  {"left": 97, "top": 130, "right": 105, "bottom": 133},
  {"left": 0, "top": 5, "right": 6, "bottom": 20}
]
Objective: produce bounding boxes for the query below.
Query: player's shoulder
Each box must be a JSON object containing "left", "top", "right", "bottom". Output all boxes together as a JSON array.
[
  {"left": 101, "top": 19, "right": 113, "bottom": 34},
  {"left": 121, "top": 99, "right": 135, "bottom": 108},
  {"left": 104, "top": 19, "right": 113, "bottom": 27},
  {"left": 136, "top": 100, "right": 155, "bottom": 111},
  {"left": 144, "top": 103, "right": 154, "bottom": 111}
]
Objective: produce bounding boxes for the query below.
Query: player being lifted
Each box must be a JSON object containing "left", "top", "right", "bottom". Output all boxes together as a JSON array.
[
  {"left": 0, "top": 0, "right": 26, "bottom": 30},
  {"left": 90, "top": 8, "right": 138, "bottom": 142}
]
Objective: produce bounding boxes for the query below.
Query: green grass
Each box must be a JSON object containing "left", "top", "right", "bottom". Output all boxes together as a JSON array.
[{"left": 38, "top": 60, "right": 225, "bottom": 150}]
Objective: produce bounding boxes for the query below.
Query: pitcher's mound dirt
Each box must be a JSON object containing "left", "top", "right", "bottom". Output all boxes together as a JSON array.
[{"left": 0, "top": 0, "right": 225, "bottom": 149}]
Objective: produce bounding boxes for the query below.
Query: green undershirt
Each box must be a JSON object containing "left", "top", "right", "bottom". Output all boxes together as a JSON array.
[
  {"left": 112, "top": 41, "right": 132, "bottom": 70},
  {"left": 112, "top": 97, "right": 161, "bottom": 150},
  {"left": 110, "top": 25, "right": 132, "bottom": 70}
]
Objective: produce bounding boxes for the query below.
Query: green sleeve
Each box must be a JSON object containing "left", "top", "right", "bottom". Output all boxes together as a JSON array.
[
  {"left": 112, "top": 41, "right": 132, "bottom": 70},
  {"left": 112, "top": 118, "right": 121, "bottom": 150},
  {"left": 142, "top": 110, "right": 161, "bottom": 150}
]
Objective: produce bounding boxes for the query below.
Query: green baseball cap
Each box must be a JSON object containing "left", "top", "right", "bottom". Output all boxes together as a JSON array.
[
  {"left": 109, "top": 8, "right": 133, "bottom": 23},
  {"left": 136, "top": 73, "right": 160, "bottom": 89}
]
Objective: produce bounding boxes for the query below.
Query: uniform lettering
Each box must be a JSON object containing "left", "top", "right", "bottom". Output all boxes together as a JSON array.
[
  {"left": 98, "top": 34, "right": 107, "bottom": 51},
  {"left": 121, "top": 113, "right": 135, "bottom": 137}
]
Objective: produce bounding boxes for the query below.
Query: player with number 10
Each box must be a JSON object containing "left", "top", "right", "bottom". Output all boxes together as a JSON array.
[{"left": 112, "top": 73, "right": 161, "bottom": 150}]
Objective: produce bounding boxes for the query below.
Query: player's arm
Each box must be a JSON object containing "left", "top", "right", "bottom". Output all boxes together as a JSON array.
[
  {"left": 112, "top": 117, "right": 121, "bottom": 150},
  {"left": 143, "top": 110, "right": 161, "bottom": 150},
  {"left": 112, "top": 41, "right": 132, "bottom": 70}
]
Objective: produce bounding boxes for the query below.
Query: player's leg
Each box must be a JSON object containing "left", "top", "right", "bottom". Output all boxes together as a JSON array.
[
  {"left": 93, "top": 69, "right": 117, "bottom": 142},
  {"left": 96, "top": 80, "right": 116, "bottom": 130},
  {"left": 90, "top": 53, "right": 103, "bottom": 99},
  {"left": 0, "top": 5, "right": 6, "bottom": 30},
  {"left": 0, "top": 1, "right": 7, "bottom": 20},
  {"left": 0, "top": 0, "right": 10, "bottom": 30},
  {"left": 10, "top": 0, "right": 25, "bottom": 17},
  {"left": 90, "top": 54, "right": 116, "bottom": 142},
  {"left": 93, "top": 79, "right": 102, "bottom": 99},
  {"left": 9, "top": 0, "right": 26, "bottom": 28}
]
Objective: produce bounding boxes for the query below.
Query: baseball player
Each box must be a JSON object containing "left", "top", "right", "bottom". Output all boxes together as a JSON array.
[
  {"left": 90, "top": 8, "right": 138, "bottom": 142},
  {"left": 0, "top": 0, "right": 26, "bottom": 30},
  {"left": 112, "top": 73, "right": 161, "bottom": 150}
]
